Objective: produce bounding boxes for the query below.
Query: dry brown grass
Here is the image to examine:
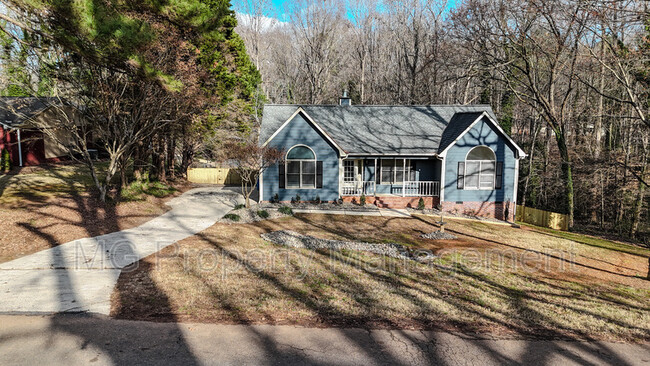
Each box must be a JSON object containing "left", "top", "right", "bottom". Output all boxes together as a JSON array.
[{"left": 111, "top": 214, "right": 650, "bottom": 342}]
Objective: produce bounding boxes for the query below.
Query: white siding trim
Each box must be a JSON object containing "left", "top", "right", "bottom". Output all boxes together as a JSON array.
[
  {"left": 262, "top": 107, "right": 347, "bottom": 158},
  {"left": 438, "top": 112, "right": 527, "bottom": 159},
  {"left": 513, "top": 158, "right": 520, "bottom": 221},
  {"left": 440, "top": 157, "right": 446, "bottom": 202},
  {"left": 338, "top": 157, "right": 343, "bottom": 198}
]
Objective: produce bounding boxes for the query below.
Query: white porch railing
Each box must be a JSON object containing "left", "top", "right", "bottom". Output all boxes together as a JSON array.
[
  {"left": 403, "top": 181, "right": 440, "bottom": 197},
  {"left": 342, "top": 180, "right": 440, "bottom": 197},
  {"left": 341, "top": 181, "right": 376, "bottom": 196}
]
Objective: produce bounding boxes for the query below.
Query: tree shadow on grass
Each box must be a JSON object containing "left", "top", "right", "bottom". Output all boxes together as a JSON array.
[
  {"left": 112, "top": 211, "right": 648, "bottom": 364},
  {"left": 0, "top": 164, "right": 201, "bottom": 365}
]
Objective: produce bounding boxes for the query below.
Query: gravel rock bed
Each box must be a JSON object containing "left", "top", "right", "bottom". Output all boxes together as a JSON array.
[
  {"left": 261, "top": 230, "right": 436, "bottom": 262},
  {"left": 420, "top": 231, "right": 458, "bottom": 240},
  {"left": 219, "top": 206, "right": 290, "bottom": 224}
]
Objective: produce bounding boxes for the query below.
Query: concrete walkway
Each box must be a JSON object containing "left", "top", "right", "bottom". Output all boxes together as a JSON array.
[
  {"left": 0, "top": 187, "right": 243, "bottom": 314},
  {"left": 0, "top": 315, "right": 647, "bottom": 366}
]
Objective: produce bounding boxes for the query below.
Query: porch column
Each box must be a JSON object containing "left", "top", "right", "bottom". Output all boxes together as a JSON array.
[
  {"left": 17, "top": 128, "right": 23, "bottom": 167},
  {"left": 341, "top": 158, "right": 345, "bottom": 198},
  {"left": 373, "top": 158, "right": 377, "bottom": 195},
  {"left": 402, "top": 158, "right": 406, "bottom": 197}
]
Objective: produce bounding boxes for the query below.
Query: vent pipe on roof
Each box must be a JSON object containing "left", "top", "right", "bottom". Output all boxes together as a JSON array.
[{"left": 339, "top": 90, "right": 351, "bottom": 106}]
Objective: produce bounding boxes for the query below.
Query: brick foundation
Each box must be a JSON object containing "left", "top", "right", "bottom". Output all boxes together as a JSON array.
[
  {"left": 342, "top": 196, "right": 440, "bottom": 209},
  {"left": 441, "top": 201, "right": 515, "bottom": 221}
]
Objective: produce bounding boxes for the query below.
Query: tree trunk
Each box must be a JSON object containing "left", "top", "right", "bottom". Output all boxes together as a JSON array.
[
  {"left": 594, "top": 35, "right": 605, "bottom": 159},
  {"left": 119, "top": 154, "right": 128, "bottom": 193},
  {"left": 158, "top": 135, "right": 167, "bottom": 182},
  {"left": 630, "top": 158, "right": 647, "bottom": 238},
  {"left": 133, "top": 147, "right": 143, "bottom": 181},
  {"left": 555, "top": 131, "right": 574, "bottom": 229},
  {"left": 522, "top": 117, "right": 540, "bottom": 208},
  {"left": 167, "top": 134, "right": 176, "bottom": 179},
  {"left": 181, "top": 142, "right": 194, "bottom": 179}
]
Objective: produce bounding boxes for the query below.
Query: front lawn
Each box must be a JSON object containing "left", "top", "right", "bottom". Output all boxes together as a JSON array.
[
  {"left": 111, "top": 214, "right": 650, "bottom": 342},
  {"left": 0, "top": 163, "right": 185, "bottom": 263}
]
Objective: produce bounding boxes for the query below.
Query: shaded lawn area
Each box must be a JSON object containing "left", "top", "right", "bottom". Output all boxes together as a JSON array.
[
  {"left": 0, "top": 163, "right": 186, "bottom": 263},
  {"left": 112, "top": 214, "right": 650, "bottom": 342}
]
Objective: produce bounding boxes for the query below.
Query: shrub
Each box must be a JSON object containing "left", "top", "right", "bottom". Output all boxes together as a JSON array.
[
  {"left": 121, "top": 180, "right": 176, "bottom": 201},
  {"left": 360, "top": 194, "right": 366, "bottom": 206},
  {"left": 295, "top": 193, "right": 301, "bottom": 203},
  {"left": 272, "top": 193, "right": 279, "bottom": 203},
  {"left": 314, "top": 195, "right": 321, "bottom": 204},
  {"left": 223, "top": 213, "right": 241, "bottom": 222},
  {"left": 144, "top": 181, "right": 177, "bottom": 198},
  {"left": 257, "top": 210, "right": 270, "bottom": 219},
  {"left": 234, "top": 203, "right": 246, "bottom": 210},
  {"left": 417, "top": 197, "right": 425, "bottom": 210},
  {"left": 278, "top": 206, "right": 293, "bottom": 215},
  {"left": 1, "top": 148, "right": 11, "bottom": 172}
]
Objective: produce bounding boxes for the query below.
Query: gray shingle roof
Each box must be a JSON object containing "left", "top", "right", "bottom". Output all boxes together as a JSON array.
[
  {"left": 437, "top": 112, "right": 485, "bottom": 153},
  {"left": 260, "top": 104, "right": 498, "bottom": 155},
  {"left": 0, "top": 97, "right": 60, "bottom": 128}
]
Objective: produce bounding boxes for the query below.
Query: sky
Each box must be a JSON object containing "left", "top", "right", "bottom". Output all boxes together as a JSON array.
[{"left": 237, "top": 0, "right": 458, "bottom": 23}]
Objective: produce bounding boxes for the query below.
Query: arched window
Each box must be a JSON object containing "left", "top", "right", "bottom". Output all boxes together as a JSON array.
[
  {"left": 464, "top": 146, "right": 497, "bottom": 190},
  {"left": 286, "top": 145, "right": 316, "bottom": 189}
]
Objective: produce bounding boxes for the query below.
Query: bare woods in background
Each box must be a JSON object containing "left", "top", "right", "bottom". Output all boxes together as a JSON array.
[{"left": 234, "top": 0, "right": 650, "bottom": 242}]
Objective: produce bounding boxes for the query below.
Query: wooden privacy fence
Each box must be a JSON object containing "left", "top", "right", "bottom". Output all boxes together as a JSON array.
[
  {"left": 187, "top": 168, "right": 242, "bottom": 185},
  {"left": 516, "top": 205, "right": 568, "bottom": 231}
]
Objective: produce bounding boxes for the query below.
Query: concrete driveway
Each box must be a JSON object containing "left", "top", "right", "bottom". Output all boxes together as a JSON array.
[{"left": 0, "top": 186, "right": 243, "bottom": 314}]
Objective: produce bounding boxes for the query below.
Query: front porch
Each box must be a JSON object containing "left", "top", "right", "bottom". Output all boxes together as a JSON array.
[
  {"left": 340, "top": 157, "right": 441, "bottom": 208},
  {"left": 341, "top": 180, "right": 440, "bottom": 197}
]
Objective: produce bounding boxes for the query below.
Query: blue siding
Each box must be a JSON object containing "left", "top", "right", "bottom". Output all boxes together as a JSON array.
[
  {"left": 443, "top": 117, "right": 516, "bottom": 203},
  {"left": 263, "top": 112, "right": 340, "bottom": 201}
]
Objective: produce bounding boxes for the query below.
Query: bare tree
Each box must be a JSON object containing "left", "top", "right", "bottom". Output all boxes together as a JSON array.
[
  {"left": 579, "top": 0, "right": 649, "bottom": 129},
  {"left": 454, "top": 0, "right": 590, "bottom": 228},
  {"left": 226, "top": 140, "right": 283, "bottom": 208},
  {"left": 288, "top": 0, "right": 347, "bottom": 104}
]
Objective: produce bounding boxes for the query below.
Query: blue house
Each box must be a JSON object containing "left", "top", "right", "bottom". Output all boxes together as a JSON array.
[{"left": 259, "top": 93, "right": 526, "bottom": 220}]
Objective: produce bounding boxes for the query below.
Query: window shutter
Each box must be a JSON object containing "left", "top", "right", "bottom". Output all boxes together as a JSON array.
[
  {"left": 316, "top": 161, "right": 323, "bottom": 188},
  {"left": 278, "top": 163, "right": 285, "bottom": 189},
  {"left": 495, "top": 161, "right": 503, "bottom": 189},
  {"left": 457, "top": 162, "right": 465, "bottom": 189}
]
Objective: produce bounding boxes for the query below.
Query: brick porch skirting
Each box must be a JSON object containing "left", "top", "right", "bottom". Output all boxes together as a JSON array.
[
  {"left": 441, "top": 201, "right": 515, "bottom": 221},
  {"left": 342, "top": 196, "right": 441, "bottom": 209}
]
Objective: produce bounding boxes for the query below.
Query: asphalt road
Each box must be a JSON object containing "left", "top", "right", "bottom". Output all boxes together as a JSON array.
[{"left": 0, "top": 314, "right": 647, "bottom": 366}]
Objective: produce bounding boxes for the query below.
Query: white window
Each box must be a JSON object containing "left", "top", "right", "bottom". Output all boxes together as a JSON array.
[
  {"left": 286, "top": 145, "right": 316, "bottom": 189},
  {"left": 464, "top": 146, "right": 496, "bottom": 190},
  {"left": 343, "top": 160, "right": 355, "bottom": 182}
]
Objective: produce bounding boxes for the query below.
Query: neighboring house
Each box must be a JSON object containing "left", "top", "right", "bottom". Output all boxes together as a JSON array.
[
  {"left": 0, "top": 97, "right": 76, "bottom": 166},
  {"left": 259, "top": 93, "right": 527, "bottom": 220}
]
